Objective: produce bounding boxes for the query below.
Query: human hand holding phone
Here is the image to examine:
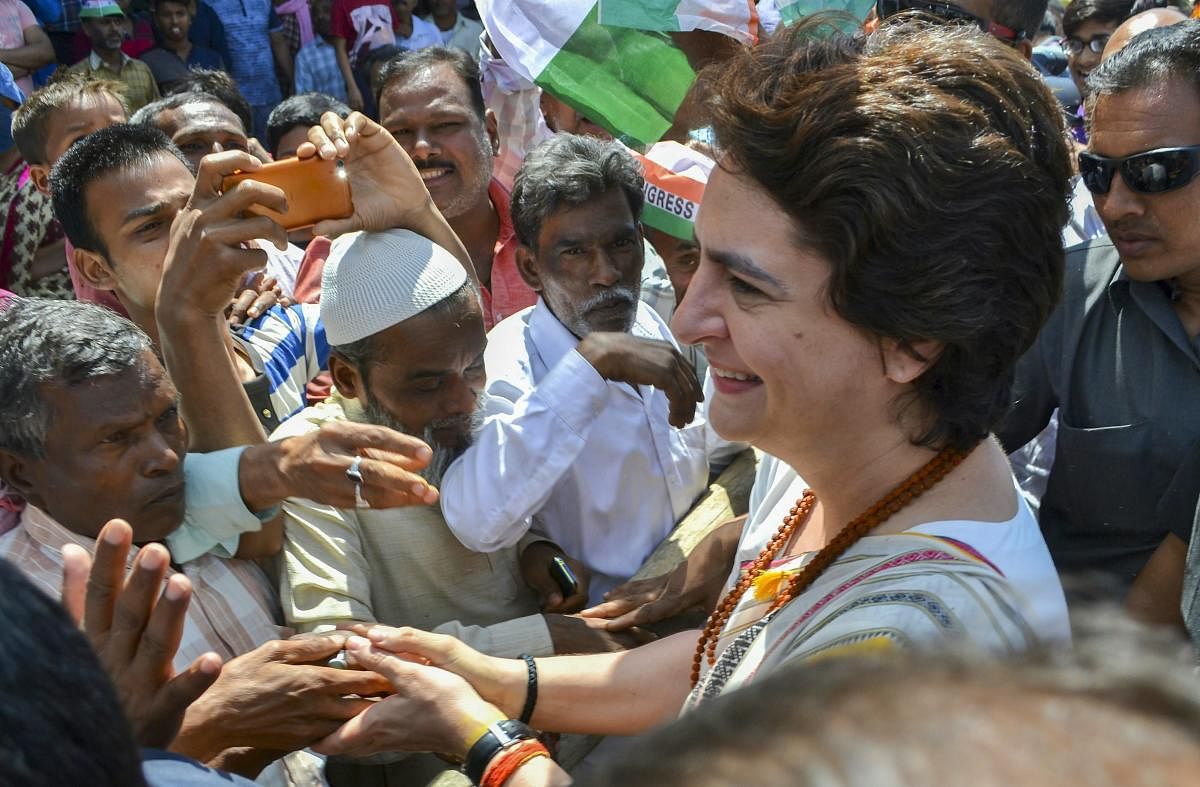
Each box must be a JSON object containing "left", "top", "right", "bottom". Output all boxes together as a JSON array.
[
  {"left": 160, "top": 150, "right": 289, "bottom": 321},
  {"left": 290, "top": 111, "right": 478, "bottom": 286},
  {"left": 221, "top": 156, "right": 353, "bottom": 232},
  {"left": 520, "top": 541, "right": 591, "bottom": 613}
]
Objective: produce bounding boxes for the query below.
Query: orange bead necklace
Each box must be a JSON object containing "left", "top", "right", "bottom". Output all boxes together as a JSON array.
[{"left": 691, "top": 444, "right": 974, "bottom": 687}]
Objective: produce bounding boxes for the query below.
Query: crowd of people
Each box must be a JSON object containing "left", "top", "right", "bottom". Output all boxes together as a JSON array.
[{"left": 3, "top": 0, "right": 1200, "bottom": 785}]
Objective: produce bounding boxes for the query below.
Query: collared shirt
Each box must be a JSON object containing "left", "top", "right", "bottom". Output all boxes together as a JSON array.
[
  {"left": 427, "top": 11, "right": 481, "bottom": 56},
  {"left": 139, "top": 44, "right": 225, "bottom": 92},
  {"left": 999, "top": 239, "right": 1200, "bottom": 590},
  {"left": 1, "top": 504, "right": 282, "bottom": 667},
  {"left": 394, "top": 13, "right": 439, "bottom": 50},
  {"left": 0, "top": 502, "right": 329, "bottom": 785},
  {"left": 441, "top": 298, "right": 741, "bottom": 603},
  {"left": 271, "top": 392, "right": 553, "bottom": 657},
  {"left": 480, "top": 179, "right": 534, "bottom": 331},
  {"left": 293, "top": 36, "right": 347, "bottom": 102},
  {"left": 201, "top": 0, "right": 282, "bottom": 106},
  {"left": 68, "top": 50, "right": 160, "bottom": 112}
]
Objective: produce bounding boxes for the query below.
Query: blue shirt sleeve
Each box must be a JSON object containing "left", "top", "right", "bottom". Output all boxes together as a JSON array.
[{"left": 141, "top": 749, "right": 258, "bottom": 786}]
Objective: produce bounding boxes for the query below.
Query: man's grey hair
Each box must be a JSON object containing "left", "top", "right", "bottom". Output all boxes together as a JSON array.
[
  {"left": 510, "top": 134, "right": 645, "bottom": 248},
  {"left": 0, "top": 298, "right": 155, "bottom": 458},
  {"left": 1087, "top": 19, "right": 1200, "bottom": 109}
]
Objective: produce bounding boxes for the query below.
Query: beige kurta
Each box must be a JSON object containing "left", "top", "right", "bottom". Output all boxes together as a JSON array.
[{"left": 273, "top": 393, "right": 552, "bottom": 657}]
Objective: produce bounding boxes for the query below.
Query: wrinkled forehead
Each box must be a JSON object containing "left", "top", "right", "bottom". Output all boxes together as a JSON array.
[
  {"left": 381, "top": 65, "right": 477, "bottom": 118},
  {"left": 41, "top": 352, "right": 174, "bottom": 438},
  {"left": 162, "top": 100, "right": 246, "bottom": 139}
]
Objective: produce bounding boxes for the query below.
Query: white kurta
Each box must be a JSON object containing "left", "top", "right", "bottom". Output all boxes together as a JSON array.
[{"left": 441, "top": 298, "right": 734, "bottom": 603}]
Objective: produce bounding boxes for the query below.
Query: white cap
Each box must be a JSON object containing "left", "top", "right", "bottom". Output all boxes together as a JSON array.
[{"left": 320, "top": 229, "right": 469, "bottom": 346}]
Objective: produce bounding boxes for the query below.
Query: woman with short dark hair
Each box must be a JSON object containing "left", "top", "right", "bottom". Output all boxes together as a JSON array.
[{"left": 306, "top": 19, "right": 1076, "bottom": 785}]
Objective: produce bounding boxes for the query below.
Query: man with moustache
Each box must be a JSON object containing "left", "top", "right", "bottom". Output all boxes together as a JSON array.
[
  {"left": 376, "top": 46, "right": 530, "bottom": 330},
  {"left": 1000, "top": 22, "right": 1200, "bottom": 621},
  {"left": 376, "top": 45, "right": 675, "bottom": 331},
  {"left": 440, "top": 134, "right": 740, "bottom": 605}
]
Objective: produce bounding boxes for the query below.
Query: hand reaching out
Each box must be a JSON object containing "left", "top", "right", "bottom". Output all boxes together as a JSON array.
[{"left": 61, "top": 519, "right": 222, "bottom": 749}]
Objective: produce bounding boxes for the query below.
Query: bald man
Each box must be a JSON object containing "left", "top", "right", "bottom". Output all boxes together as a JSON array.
[{"left": 1103, "top": 6, "right": 1188, "bottom": 59}]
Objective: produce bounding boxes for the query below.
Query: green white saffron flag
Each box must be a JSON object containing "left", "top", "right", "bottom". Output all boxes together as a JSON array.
[
  {"left": 597, "top": 0, "right": 759, "bottom": 45},
  {"left": 479, "top": 0, "right": 749, "bottom": 148}
]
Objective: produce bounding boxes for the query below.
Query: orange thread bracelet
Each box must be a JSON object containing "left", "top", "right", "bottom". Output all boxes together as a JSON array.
[{"left": 480, "top": 739, "right": 550, "bottom": 787}]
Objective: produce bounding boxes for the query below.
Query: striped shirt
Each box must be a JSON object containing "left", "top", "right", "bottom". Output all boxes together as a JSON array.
[
  {"left": 1, "top": 505, "right": 283, "bottom": 668},
  {"left": 231, "top": 303, "right": 329, "bottom": 432},
  {"left": 1, "top": 505, "right": 328, "bottom": 786}
]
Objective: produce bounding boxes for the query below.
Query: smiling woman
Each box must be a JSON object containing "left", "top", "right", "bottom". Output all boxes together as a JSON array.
[{"left": 289, "top": 17, "right": 1078, "bottom": 783}]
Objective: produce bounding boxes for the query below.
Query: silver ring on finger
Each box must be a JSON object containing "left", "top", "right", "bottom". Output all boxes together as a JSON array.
[{"left": 346, "top": 456, "right": 370, "bottom": 509}]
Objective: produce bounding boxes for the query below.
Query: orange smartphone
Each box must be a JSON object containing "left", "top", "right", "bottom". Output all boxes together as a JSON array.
[{"left": 221, "top": 156, "right": 352, "bottom": 231}]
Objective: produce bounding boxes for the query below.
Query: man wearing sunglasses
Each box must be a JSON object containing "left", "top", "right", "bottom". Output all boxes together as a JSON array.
[
  {"left": 874, "top": 0, "right": 1047, "bottom": 57},
  {"left": 1000, "top": 22, "right": 1200, "bottom": 629}
]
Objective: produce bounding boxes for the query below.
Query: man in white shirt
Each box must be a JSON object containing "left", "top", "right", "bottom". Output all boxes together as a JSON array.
[
  {"left": 424, "top": 0, "right": 482, "bottom": 56},
  {"left": 440, "top": 134, "right": 740, "bottom": 604}
]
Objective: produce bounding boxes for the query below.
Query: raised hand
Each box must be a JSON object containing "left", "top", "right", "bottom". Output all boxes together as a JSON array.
[
  {"left": 295, "top": 111, "right": 476, "bottom": 283},
  {"left": 61, "top": 519, "right": 222, "bottom": 749},
  {"left": 158, "top": 150, "right": 289, "bottom": 322},
  {"left": 227, "top": 273, "right": 291, "bottom": 327},
  {"left": 577, "top": 332, "right": 704, "bottom": 427}
]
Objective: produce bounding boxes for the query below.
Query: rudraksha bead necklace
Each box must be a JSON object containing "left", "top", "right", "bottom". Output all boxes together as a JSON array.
[{"left": 691, "top": 444, "right": 974, "bottom": 686}]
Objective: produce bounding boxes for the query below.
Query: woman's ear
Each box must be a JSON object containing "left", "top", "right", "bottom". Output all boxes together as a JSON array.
[{"left": 880, "top": 337, "right": 943, "bottom": 384}]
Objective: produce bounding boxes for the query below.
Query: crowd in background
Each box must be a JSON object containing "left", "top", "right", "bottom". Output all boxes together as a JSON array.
[{"left": 4, "top": 0, "right": 1200, "bottom": 785}]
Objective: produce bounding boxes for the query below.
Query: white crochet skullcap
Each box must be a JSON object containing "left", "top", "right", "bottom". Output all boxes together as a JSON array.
[{"left": 320, "top": 229, "right": 469, "bottom": 346}]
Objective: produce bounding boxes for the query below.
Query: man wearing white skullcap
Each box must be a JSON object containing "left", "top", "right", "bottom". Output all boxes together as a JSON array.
[{"left": 272, "top": 228, "right": 639, "bottom": 782}]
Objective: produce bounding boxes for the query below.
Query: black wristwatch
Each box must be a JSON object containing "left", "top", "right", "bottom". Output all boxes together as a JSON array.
[{"left": 463, "top": 719, "right": 537, "bottom": 785}]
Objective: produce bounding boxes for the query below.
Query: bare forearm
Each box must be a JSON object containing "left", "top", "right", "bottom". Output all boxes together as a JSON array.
[
  {"left": 0, "top": 43, "right": 52, "bottom": 70},
  {"left": 333, "top": 42, "right": 356, "bottom": 93},
  {"left": 398, "top": 199, "right": 478, "bottom": 289},
  {"left": 157, "top": 311, "right": 267, "bottom": 451},
  {"left": 493, "top": 631, "right": 696, "bottom": 737}
]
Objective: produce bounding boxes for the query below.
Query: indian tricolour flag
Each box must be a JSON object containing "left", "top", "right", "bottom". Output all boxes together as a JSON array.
[
  {"left": 632, "top": 141, "right": 715, "bottom": 241},
  {"left": 478, "top": 1, "right": 755, "bottom": 148}
]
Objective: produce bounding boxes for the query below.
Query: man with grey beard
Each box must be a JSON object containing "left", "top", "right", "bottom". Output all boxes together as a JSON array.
[
  {"left": 440, "top": 135, "right": 741, "bottom": 605},
  {"left": 273, "top": 230, "right": 634, "bottom": 681}
]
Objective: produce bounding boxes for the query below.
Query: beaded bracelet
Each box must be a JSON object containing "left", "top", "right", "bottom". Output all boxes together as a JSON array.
[{"left": 480, "top": 739, "right": 550, "bottom": 787}]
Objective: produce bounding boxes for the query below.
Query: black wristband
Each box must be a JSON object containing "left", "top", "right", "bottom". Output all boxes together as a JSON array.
[
  {"left": 464, "top": 719, "right": 536, "bottom": 785},
  {"left": 519, "top": 654, "right": 538, "bottom": 725}
]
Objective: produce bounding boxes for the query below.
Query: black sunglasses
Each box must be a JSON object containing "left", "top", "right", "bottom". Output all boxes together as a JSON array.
[
  {"left": 875, "top": 0, "right": 1025, "bottom": 42},
  {"left": 1079, "top": 146, "right": 1200, "bottom": 195}
]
